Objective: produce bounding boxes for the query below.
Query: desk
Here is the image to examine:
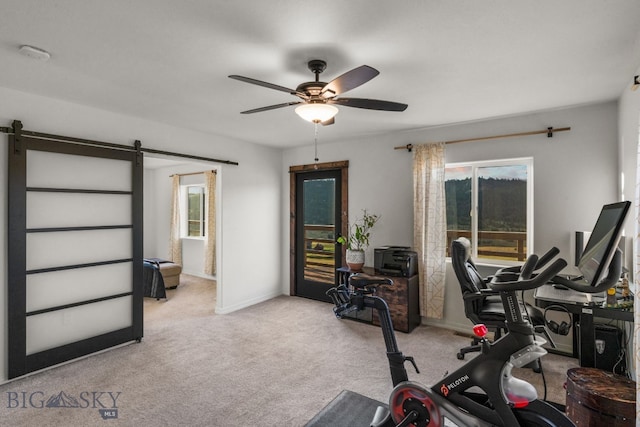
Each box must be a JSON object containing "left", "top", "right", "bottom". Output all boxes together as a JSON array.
[{"left": 534, "top": 284, "right": 633, "bottom": 367}]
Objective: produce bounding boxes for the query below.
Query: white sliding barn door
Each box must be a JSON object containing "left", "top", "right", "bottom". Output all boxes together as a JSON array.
[{"left": 8, "top": 134, "right": 143, "bottom": 379}]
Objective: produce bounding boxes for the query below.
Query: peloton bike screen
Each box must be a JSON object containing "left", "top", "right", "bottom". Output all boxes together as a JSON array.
[{"left": 577, "top": 201, "right": 630, "bottom": 287}]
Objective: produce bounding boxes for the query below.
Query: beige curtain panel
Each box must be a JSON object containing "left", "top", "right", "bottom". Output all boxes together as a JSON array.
[
  {"left": 413, "top": 142, "right": 447, "bottom": 319},
  {"left": 170, "top": 174, "right": 182, "bottom": 265},
  {"left": 204, "top": 170, "right": 216, "bottom": 276}
]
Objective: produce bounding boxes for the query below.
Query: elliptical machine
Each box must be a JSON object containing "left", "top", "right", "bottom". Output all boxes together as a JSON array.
[{"left": 327, "top": 246, "right": 623, "bottom": 427}]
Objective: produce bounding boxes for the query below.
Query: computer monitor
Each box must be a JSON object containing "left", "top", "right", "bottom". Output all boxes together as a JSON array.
[{"left": 577, "top": 201, "right": 630, "bottom": 286}]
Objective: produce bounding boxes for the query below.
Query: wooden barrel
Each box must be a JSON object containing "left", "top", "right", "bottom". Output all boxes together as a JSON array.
[{"left": 566, "top": 367, "right": 635, "bottom": 426}]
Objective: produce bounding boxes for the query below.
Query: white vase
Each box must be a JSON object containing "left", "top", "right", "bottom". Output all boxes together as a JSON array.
[{"left": 345, "top": 249, "right": 365, "bottom": 271}]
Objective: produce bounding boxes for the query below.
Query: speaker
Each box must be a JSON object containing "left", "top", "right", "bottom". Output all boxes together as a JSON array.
[{"left": 594, "top": 324, "right": 624, "bottom": 374}]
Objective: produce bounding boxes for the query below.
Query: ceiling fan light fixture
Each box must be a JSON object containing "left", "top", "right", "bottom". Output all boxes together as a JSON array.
[{"left": 295, "top": 103, "right": 338, "bottom": 123}]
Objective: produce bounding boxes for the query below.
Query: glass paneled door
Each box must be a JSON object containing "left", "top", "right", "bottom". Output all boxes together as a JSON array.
[{"left": 295, "top": 169, "right": 342, "bottom": 302}]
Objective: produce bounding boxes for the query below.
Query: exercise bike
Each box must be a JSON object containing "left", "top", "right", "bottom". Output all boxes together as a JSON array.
[{"left": 326, "top": 248, "right": 623, "bottom": 427}]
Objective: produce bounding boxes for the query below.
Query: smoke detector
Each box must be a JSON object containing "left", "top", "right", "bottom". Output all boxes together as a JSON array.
[{"left": 19, "top": 45, "right": 51, "bottom": 61}]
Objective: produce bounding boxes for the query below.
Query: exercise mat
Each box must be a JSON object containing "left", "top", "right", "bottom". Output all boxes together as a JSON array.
[{"left": 305, "top": 390, "right": 386, "bottom": 427}]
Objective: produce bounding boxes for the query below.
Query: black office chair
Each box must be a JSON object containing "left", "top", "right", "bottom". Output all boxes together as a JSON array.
[{"left": 451, "top": 237, "right": 555, "bottom": 360}]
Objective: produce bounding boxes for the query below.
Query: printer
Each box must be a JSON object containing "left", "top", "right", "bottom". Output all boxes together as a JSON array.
[{"left": 374, "top": 246, "right": 418, "bottom": 277}]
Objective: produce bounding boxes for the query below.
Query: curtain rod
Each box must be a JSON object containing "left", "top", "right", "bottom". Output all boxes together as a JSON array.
[
  {"left": 394, "top": 126, "right": 571, "bottom": 152},
  {"left": 170, "top": 170, "right": 216, "bottom": 177}
]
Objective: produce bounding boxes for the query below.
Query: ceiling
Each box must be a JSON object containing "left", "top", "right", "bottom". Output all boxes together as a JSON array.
[{"left": 1, "top": 1, "right": 640, "bottom": 149}]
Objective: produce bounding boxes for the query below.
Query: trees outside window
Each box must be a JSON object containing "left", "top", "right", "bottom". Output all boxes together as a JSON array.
[
  {"left": 186, "top": 185, "right": 205, "bottom": 237},
  {"left": 445, "top": 158, "right": 533, "bottom": 262}
]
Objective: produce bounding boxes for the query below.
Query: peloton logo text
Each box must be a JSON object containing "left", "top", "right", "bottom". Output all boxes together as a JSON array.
[{"left": 440, "top": 374, "right": 469, "bottom": 396}]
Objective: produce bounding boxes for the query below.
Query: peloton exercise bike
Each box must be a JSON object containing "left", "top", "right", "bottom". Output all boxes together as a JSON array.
[{"left": 325, "top": 201, "right": 630, "bottom": 427}]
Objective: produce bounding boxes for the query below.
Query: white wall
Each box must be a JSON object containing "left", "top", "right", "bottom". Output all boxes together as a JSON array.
[
  {"left": 282, "top": 102, "right": 619, "bottom": 344},
  {"left": 0, "top": 86, "right": 283, "bottom": 381},
  {"left": 618, "top": 70, "right": 640, "bottom": 280},
  {"left": 617, "top": 69, "right": 640, "bottom": 380}
]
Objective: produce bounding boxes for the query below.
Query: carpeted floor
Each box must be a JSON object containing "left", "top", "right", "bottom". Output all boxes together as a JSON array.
[{"left": 0, "top": 274, "right": 577, "bottom": 426}]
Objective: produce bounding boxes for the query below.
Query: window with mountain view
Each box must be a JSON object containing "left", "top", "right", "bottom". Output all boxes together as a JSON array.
[{"left": 445, "top": 158, "right": 532, "bottom": 261}]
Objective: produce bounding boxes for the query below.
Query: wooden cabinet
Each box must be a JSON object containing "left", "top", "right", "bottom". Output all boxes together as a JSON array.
[
  {"left": 372, "top": 274, "right": 419, "bottom": 333},
  {"left": 337, "top": 267, "right": 420, "bottom": 333}
]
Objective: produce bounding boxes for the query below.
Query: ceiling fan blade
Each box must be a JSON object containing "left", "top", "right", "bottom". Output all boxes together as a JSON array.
[
  {"left": 229, "top": 75, "right": 307, "bottom": 98},
  {"left": 240, "top": 102, "right": 301, "bottom": 114},
  {"left": 321, "top": 117, "right": 335, "bottom": 126},
  {"left": 320, "top": 65, "right": 379, "bottom": 98},
  {"left": 330, "top": 97, "right": 408, "bottom": 111}
]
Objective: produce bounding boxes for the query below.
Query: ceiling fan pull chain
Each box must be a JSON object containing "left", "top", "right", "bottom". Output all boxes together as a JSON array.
[{"left": 314, "top": 122, "right": 319, "bottom": 163}]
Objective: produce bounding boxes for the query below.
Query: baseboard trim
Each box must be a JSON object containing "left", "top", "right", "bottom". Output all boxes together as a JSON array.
[
  {"left": 423, "top": 318, "right": 471, "bottom": 335},
  {"left": 215, "top": 290, "right": 282, "bottom": 314},
  {"left": 181, "top": 270, "right": 216, "bottom": 280}
]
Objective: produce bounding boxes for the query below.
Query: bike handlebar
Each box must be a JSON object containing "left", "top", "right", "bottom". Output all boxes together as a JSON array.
[
  {"left": 490, "top": 246, "right": 622, "bottom": 294},
  {"left": 535, "top": 246, "right": 560, "bottom": 270},
  {"left": 550, "top": 248, "right": 623, "bottom": 293},
  {"left": 489, "top": 258, "right": 567, "bottom": 292},
  {"left": 496, "top": 246, "right": 560, "bottom": 276},
  {"left": 519, "top": 253, "right": 539, "bottom": 280},
  {"left": 325, "top": 275, "right": 394, "bottom": 318}
]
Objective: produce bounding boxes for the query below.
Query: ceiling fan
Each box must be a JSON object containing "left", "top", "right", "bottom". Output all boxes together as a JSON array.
[{"left": 229, "top": 59, "right": 408, "bottom": 125}]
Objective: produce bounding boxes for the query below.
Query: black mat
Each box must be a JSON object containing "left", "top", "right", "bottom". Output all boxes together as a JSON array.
[{"left": 305, "top": 390, "right": 387, "bottom": 427}]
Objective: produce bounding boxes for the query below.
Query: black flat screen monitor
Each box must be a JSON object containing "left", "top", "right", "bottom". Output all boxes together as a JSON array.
[{"left": 577, "top": 201, "right": 630, "bottom": 286}]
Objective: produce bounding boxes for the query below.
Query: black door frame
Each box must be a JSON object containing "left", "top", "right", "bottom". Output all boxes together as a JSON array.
[{"left": 289, "top": 161, "right": 348, "bottom": 300}]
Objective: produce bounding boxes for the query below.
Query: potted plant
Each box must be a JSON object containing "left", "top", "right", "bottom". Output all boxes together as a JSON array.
[{"left": 336, "top": 209, "right": 379, "bottom": 271}]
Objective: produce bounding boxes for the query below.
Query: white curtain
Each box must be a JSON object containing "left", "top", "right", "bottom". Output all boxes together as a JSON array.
[
  {"left": 204, "top": 170, "right": 216, "bottom": 276},
  {"left": 169, "top": 174, "right": 182, "bottom": 265},
  {"left": 413, "top": 142, "right": 447, "bottom": 319}
]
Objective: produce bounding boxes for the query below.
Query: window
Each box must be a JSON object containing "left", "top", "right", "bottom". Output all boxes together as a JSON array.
[
  {"left": 445, "top": 158, "right": 533, "bottom": 262},
  {"left": 185, "top": 185, "right": 206, "bottom": 237}
]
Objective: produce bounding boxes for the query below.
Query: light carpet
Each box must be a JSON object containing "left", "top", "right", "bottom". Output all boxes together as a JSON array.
[{"left": 0, "top": 274, "right": 576, "bottom": 426}]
